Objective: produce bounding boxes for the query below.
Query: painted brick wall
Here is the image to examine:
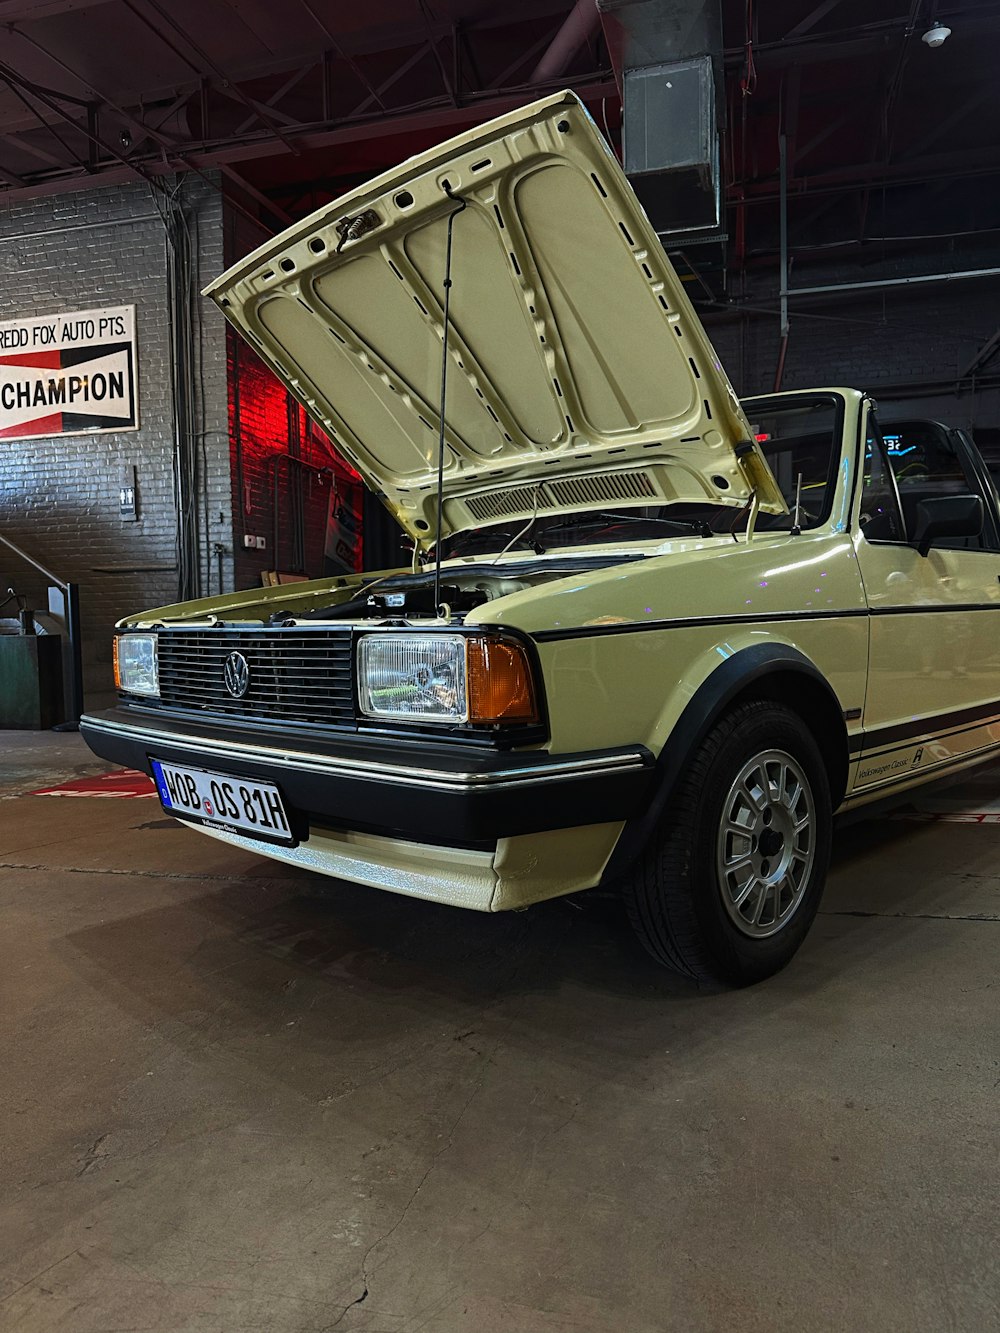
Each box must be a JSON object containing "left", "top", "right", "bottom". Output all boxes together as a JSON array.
[
  {"left": 228, "top": 332, "right": 363, "bottom": 587},
  {"left": 0, "top": 174, "right": 230, "bottom": 693},
  {"left": 224, "top": 208, "right": 364, "bottom": 589},
  {"left": 703, "top": 250, "right": 1000, "bottom": 430}
]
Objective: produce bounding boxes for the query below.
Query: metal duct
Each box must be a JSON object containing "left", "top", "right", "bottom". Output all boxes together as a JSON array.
[
  {"left": 530, "top": 0, "right": 602, "bottom": 84},
  {"left": 599, "top": 0, "right": 725, "bottom": 238}
]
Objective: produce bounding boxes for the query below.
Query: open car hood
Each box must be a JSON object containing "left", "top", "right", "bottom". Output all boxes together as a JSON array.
[{"left": 205, "top": 90, "right": 785, "bottom": 543}]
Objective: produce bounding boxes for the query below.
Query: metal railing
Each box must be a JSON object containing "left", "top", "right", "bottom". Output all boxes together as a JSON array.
[{"left": 0, "top": 532, "right": 84, "bottom": 727}]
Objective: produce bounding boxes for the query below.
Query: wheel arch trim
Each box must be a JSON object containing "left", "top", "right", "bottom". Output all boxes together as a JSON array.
[{"left": 600, "top": 643, "right": 849, "bottom": 887}]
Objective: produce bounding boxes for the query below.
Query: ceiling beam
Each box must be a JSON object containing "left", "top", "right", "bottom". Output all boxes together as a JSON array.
[
  {"left": 0, "top": 129, "right": 66, "bottom": 166},
  {"left": 0, "top": 12, "right": 589, "bottom": 137},
  {"left": 0, "top": 159, "right": 25, "bottom": 184},
  {"left": 959, "top": 328, "right": 1000, "bottom": 379},
  {"left": 0, "top": 0, "right": 116, "bottom": 16},
  {"left": 148, "top": 90, "right": 191, "bottom": 134},
  {"left": 490, "top": 31, "right": 556, "bottom": 91},
  {"left": 217, "top": 162, "right": 292, "bottom": 226},
  {"left": 783, "top": 0, "right": 847, "bottom": 39},
  {"left": 0, "top": 76, "right": 620, "bottom": 201},
  {"left": 0, "top": 54, "right": 271, "bottom": 234},
  {"left": 294, "top": 0, "right": 387, "bottom": 111},
  {"left": 416, "top": 0, "right": 456, "bottom": 106},
  {"left": 215, "top": 84, "right": 302, "bottom": 130},
  {"left": 187, "top": 77, "right": 620, "bottom": 166},
  {"left": 232, "top": 40, "right": 445, "bottom": 139},
  {"left": 232, "top": 59, "right": 318, "bottom": 138},
  {"left": 5, "top": 13, "right": 300, "bottom": 225},
  {"left": 347, "top": 43, "right": 434, "bottom": 118},
  {"left": 8, "top": 24, "right": 187, "bottom": 150},
  {"left": 0, "top": 57, "right": 160, "bottom": 188},
  {"left": 737, "top": 33, "right": 891, "bottom": 71},
  {"left": 0, "top": 73, "right": 90, "bottom": 170},
  {"left": 734, "top": 143, "right": 1000, "bottom": 206},
  {"left": 727, "top": 7, "right": 1000, "bottom": 63},
  {"left": 123, "top": 0, "right": 301, "bottom": 152}
]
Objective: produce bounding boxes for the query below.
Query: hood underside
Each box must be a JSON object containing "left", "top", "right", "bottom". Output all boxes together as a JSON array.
[{"left": 205, "top": 90, "right": 784, "bottom": 542}]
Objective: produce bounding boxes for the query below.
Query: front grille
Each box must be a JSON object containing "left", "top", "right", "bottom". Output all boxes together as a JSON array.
[{"left": 155, "top": 628, "right": 354, "bottom": 728}]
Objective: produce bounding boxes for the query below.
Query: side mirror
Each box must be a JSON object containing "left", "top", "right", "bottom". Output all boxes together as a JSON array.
[{"left": 911, "top": 494, "right": 983, "bottom": 556}]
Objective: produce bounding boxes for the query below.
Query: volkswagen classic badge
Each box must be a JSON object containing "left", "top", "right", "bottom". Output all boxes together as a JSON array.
[{"left": 223, "top": 650, "right": 250, "bottom": 698}]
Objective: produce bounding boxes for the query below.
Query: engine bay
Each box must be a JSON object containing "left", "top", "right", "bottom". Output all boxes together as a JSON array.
[{"left": 266, "top": 554, "right": 644, "bottom": 626}]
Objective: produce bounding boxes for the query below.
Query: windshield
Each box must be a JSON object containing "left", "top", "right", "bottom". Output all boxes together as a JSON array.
[{"left": 439, "top": 393, "right": 843, "bottom": 557}]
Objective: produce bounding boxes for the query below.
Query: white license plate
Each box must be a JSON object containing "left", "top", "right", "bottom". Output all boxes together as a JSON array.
[{"left": 150, "top": 758, "right": 296, "bottom": 846}]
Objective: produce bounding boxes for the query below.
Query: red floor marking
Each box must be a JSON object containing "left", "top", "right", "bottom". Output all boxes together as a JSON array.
[{"left": 28, "top": 769, "right": 157, "bottom": 798}]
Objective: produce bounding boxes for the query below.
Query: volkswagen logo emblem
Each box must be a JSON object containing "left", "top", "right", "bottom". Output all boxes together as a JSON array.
[{"left": 223, "top": 650, "right": 250, "bottom": 699}]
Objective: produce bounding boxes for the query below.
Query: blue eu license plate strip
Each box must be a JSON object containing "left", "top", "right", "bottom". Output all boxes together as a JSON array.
[{"left": 150, "top": 758, "right": 296, "bottom": 847}]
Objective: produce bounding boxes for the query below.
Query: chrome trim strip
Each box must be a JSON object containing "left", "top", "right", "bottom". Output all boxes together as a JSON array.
[{"left": 80, "top": 714, "right": 647, "bottom": 792}]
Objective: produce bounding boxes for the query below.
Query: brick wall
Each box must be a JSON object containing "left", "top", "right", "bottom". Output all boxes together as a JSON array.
[
  {"left": 227, "top": 332, "right": 364, "bottom": 587},
  {"left": 0, "top": 174, "right": 230, "bottom": 693},
  {"left": 224, "top": 208, "right": 363, "bottom": 589},
  {"left": 703, "top": 249, "right": 1000, "bottom": 430}
]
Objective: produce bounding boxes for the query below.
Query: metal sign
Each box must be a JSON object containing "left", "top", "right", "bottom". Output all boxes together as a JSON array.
[{"left": 0, "top": 305, "right": 138, "bottom": 441}]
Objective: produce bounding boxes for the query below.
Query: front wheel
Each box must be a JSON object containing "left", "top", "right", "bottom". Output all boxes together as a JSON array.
[{"left": 624, "top": 700, "right": 832, "bottom": 987}]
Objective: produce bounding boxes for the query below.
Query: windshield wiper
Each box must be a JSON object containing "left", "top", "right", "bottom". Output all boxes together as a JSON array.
[{"left": 544, "top": 511, "right": 715, "bottom": 538}]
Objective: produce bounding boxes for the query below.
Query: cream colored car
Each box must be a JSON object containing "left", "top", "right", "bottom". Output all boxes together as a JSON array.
[{"left": 81, "top": 93, "right": 1000, "bottom": 986}]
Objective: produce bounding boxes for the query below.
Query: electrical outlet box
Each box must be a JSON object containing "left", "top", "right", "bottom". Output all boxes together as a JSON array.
[
  {"left": 255, "top": 535, "right": 267, "bottom": 550},
  {"left": 243, "top": 534, "right": 256, "bottom": 549}
]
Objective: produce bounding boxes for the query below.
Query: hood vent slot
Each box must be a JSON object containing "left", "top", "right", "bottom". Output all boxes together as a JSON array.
[
  {"left": 466, "top": 484, "right": 543, "bottom": 522},
  {"left": 463, "top": 470, "right": 657, "bottom": 524},
  {"left": 547, "top": 471, "right": 655, "bottom": 507}
]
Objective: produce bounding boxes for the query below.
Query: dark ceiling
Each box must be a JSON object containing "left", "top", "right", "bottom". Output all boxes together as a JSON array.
[
  {"left": 0, "top": 0, "right": 616, "bottom": 220},
  {"left": 1, "top": 0, "right": 999, "bottom": 280}
]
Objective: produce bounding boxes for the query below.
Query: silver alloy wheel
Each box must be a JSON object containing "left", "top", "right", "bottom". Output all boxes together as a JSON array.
[{"left": 716, "top": 748, "right": 816, "bottom": 939}]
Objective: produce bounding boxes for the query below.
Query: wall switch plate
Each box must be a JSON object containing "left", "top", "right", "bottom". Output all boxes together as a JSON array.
[
  {"left": 255, "top": 535, "right": 267, "bottom": 549},
  {"left": 243, "top": 534, "right": 256, "bottom": 549}
]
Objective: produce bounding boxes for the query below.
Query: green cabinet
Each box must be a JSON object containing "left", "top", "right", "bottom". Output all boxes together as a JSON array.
[{"left": 0, "top": 635, "right": 64, "bottom": 729}]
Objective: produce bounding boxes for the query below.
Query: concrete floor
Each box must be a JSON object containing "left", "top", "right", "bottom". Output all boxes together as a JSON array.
[{"left": 1, "top": 733, "right": 999, "bottom": 1333}]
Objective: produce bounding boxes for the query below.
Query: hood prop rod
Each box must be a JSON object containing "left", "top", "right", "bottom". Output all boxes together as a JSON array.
[
  {"left": 432, "top": 184, "right": 467, "bottom": 618},
  {"left": 790, "top": 472, "right": 803, "bottom": 536}
]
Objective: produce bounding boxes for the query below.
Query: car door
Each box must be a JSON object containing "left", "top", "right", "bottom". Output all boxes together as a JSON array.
[{"left": 852, "top": 404, "right": 1000, "bottom": 793}]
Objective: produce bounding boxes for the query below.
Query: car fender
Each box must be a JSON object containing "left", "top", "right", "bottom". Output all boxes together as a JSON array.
[{"left": 600, "top": 641, "right": 850, "bottom": 886}]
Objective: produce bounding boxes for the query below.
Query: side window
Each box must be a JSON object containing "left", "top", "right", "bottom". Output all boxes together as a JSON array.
[
  {"left": 882, "top": 421, "right": 994, "bottom": 552},
  {"left": 860, "top": 414, "right": 905, "bottom": 543}
]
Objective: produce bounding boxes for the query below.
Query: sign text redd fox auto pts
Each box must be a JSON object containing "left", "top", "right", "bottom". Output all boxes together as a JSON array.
[{"left": 0, "top": 305, "right": 138, "bottom": 441}]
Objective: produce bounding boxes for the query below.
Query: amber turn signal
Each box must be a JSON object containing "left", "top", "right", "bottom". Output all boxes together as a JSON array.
[
  {"left": 112, "top": 635, "right": 121, "bottom": 690},
  {"left": 466, "top": 638, "right": 539, "bottom": 724}
]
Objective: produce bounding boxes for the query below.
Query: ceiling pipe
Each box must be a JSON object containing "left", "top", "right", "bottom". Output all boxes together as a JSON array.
[
  {"left": 787, "top": 267, "right": 1000, "bottom": 297},
  {"left": 530, "top": 0, "right": 600, "bottom": 83}
]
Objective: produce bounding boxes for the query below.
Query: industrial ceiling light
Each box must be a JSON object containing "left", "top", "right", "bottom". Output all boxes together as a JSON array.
[{"left": 921, "top": 22, "right": 952, "bottom": 47}]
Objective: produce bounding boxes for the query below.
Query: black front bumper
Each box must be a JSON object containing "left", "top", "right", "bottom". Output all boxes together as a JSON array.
[{"left": 80, "top": 706, "right": 655, "bottom": 848}]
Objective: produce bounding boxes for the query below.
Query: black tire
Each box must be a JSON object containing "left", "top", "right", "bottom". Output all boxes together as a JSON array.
[{"left": 623, "top": 700, "right": 832, "bottom": 987}]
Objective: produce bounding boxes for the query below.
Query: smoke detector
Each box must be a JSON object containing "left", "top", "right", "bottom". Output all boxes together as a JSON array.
[{"left": 921, "top": 23, "right": 951, "bottom": 47}]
